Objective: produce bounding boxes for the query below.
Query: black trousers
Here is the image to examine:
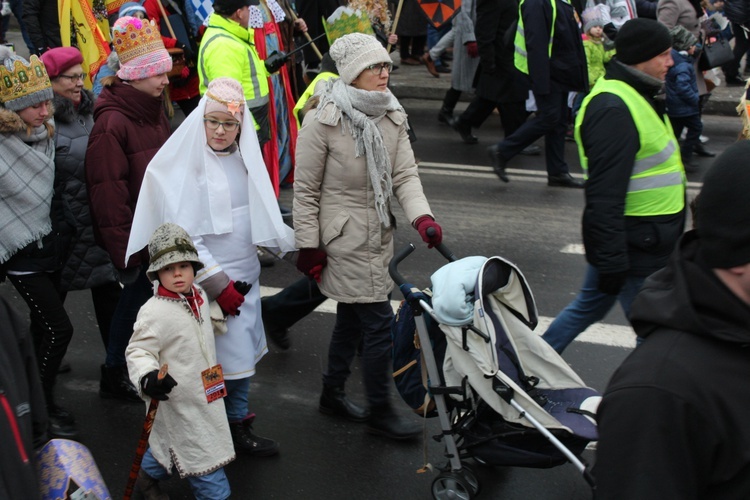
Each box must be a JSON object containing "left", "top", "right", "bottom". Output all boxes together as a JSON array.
[
  {"left": 458, "top": 96, "right": 528, "bottom": 137},
  {"left": 324, "top": 301, "right": 393, "bottom": 407},
  {"left": 496, "top": 89, "right": 570, "bottom": 176},
  {"left": 9, "top": 272, "right": 74, "bottom": 405},
  {"left": 722, "top": 23, "right": 750, "bottom": 79},
  {"left": 261, "top": 277, "right": 327, "bottom": 330},
  {"left": 670, "top": 113, "right": 703, "bottom": 159},
  {"left": 60, "top": 281, "right": 122, "bottom": 351}
]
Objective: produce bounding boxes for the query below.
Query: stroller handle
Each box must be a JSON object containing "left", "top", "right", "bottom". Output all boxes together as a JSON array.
[
  {"left": 389, "top": 243, "right": 416, "bottom": 286},
  {"left": 389, "top": 233, "right": 458, "bottom": 286}
]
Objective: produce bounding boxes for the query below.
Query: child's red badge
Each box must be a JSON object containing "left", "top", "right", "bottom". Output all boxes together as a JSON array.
[{"left": 201, "top": 364, "right": 227, "bottom": 403}]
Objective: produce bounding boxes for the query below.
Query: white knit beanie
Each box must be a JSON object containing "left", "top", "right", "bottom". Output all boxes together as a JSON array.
[{"left": 329, "top": 33, "right": 391, "bottom": 85}]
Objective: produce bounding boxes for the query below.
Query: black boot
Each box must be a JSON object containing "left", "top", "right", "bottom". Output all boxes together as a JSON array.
[
  {"left": 319, "top": 385, "right": 370, "bottom": 422},
  {"left": 134, "top": 468, "right": 169, "bottom": 499},
  {"left": 437, "top": 107, "right": 453, "bottom": 124},
  {"left": 693, "top": 142, "right": 716, "bottom": 157},
  {"left": 229, "top": 420, "right": 280, "bottom": 457},
  {"left": 100, "top": 364, "right": 141, "bottom": 402},
  {"left": 366, "top": 404, "right": 420, "bottom": 440},
  {"left": 448, "top": 117, "right": 478, "bottom": 144},
  {"left": 48, "top": 403, "right": 77, "bottom": 438}
]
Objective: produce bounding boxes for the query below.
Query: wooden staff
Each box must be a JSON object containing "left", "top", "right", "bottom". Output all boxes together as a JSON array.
[
  {"left": 155, "top": 0, "right": 177, "bottom": 39},
  {"left": 288, "top": 9, "right": 324, "bottom": 61},
  {"left": 123, "top": 364, "right": 168, "bottom": 500},
  {"left": 387, "top": 0, "right": 405, "bottom": 53}
]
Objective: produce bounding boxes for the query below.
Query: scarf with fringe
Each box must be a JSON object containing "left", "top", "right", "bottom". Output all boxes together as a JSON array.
[
  {"left": 0, "top": 123, "right": 55, "bottom": 264},
  {"left": 316, "top": 78, "right": 403, "bottom": 227}
]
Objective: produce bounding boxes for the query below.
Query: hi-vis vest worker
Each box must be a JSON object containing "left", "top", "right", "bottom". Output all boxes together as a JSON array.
[
  {"left": 576, "top": 78, "right": 686, "bottom": 217},
  {"left": 513, "top": 0, "right": 556, "bottom": 74}
]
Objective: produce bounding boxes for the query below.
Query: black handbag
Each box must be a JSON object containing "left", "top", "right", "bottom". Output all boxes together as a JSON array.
[{"left": 699, "top": 36, "right": 734, "bottom": 71}]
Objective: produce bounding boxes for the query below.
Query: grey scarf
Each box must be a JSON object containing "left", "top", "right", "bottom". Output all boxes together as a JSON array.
[
  {"left": 316, "top": 79, "right": 403, "bottom": 227},
  {"left": 0, "top": 124, "right": 55, "bottom": 264}
]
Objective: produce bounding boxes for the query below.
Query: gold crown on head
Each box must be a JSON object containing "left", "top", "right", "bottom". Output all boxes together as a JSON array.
[
  {"left": 0, "top": 54, "right": 52, "bottom": 109},
  {"left": 112, "top": 18, "right": 166, "bottom": 65}
]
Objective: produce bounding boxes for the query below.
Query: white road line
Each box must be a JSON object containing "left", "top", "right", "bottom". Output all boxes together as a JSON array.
[
  {"left": 260, "top": 286, "right": 637, "bottom": 349},
  {"left": 561, "top": 243, "right": 585, "bottom": 255}
]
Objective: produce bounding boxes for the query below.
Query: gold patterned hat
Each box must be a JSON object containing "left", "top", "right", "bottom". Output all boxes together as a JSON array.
[
  {"left": 112, "top": 16, "right": 172, "bottom": 81},
  {"left": 0, "top": 45, "right": 53, "bottom": 111}
]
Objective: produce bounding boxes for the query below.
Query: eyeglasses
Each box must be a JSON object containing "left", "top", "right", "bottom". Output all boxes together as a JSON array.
[
  {"left": 366, "top": 62, "right": 393, "bottom": 76},
  {"left": 203, "top": 118, "right": 241, "bottom": 131},
  {"left": 57, "top": 73, "right": 87, "bottom": 82}
]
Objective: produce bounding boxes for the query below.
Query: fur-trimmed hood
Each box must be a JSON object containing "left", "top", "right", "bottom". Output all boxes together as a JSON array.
[
  {"left": 0, "top": 105, "right": 55, "bottom": 135},
  {"left": 52, "top": 89, "right": 94, "bottom": 124}
]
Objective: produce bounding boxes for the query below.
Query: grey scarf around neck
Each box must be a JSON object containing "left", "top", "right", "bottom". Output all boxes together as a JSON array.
[{"left": 316, "top": 78, "right": 403, "bottom": 227}]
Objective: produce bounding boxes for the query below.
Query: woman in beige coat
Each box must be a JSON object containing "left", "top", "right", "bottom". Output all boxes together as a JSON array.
[{"left": 293, "top": 33, "right": 442, "bottom": 440}]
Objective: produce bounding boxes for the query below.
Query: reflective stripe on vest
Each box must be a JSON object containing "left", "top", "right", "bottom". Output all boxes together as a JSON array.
[
  {"left": 198, "top": 32, "right": 269, "bottom": 109},
  {"left": 575, "top": 78, "right": 685, "bottom": 217},
  {"left": 514, "top": 0, "right": 557, "bottom": 74}
]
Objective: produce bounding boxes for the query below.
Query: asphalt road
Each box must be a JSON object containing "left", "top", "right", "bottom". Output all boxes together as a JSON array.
[{"left": 1, "top": 102, "right": 741, "bottom": 499}]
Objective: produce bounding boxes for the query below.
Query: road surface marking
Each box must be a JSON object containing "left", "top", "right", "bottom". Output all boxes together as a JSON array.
[{"left": 260, "top": 286, "right": 637, "bottom": 349}]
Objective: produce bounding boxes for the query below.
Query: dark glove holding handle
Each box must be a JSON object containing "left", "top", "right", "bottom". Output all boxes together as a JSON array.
[
  {"left": 141, "top": 370, "right": 178, "bottom": 401},
  {"left": 265, "top": 51, "right": 289, "bottom": 74},
  {"left": 414, "top": 215, "right": 443, "bottom": 248}
]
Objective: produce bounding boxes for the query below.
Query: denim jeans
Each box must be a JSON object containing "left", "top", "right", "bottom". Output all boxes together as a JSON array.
[
  {"left": 224, "top": 377, "right": 251, "bottom": 422},
  {"left": 324, "top": 301, "right": 393, "bottom": 407},
  {"left": 141, "top": 448, "right": 230, "bottom": 500},
  {"left": 0, "top": 0, "right": 35, "bottom": 53},
  {"left": 541, "top": 265, "right": 645, "bottom": 353},
  {"left": 105, "top": 268, "right": 153, "bottom": 367}
]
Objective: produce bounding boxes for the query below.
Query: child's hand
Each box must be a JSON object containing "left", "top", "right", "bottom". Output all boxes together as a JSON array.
[{"left": 141, "top": 370, "right": 178, "bottom": 400}]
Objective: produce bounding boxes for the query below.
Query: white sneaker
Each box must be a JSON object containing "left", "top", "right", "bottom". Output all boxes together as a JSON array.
[{"left": 680, "top": 130, "right": 709, "bottom": 143}]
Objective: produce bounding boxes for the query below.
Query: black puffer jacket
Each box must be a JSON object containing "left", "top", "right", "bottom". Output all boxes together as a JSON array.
[
  {"left": 22, "top": 0, "right": 62, "bottom": 52},
  {"left": 53, "top": 90, "right": 118, "bottom": 292}
]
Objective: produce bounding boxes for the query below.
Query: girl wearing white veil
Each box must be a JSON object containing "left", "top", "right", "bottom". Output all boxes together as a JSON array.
[{"left": 127, "top": 77, "right": 295, "bottom": 456}]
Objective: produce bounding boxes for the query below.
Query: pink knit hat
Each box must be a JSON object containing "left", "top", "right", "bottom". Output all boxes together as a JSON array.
[
  {"left": 205, "top": 77, "right": 246, "bottom": 119},
  {"left": 112, "top": 16, "right": 172, "bottom": 81},
  {"left": 40, "top": 47, "right": 83, "bottom": 79}
]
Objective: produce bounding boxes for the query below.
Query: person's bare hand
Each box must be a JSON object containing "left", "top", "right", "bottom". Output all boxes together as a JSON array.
[{"left": 294, "top": 18, "right": 308, "bottom": 32}]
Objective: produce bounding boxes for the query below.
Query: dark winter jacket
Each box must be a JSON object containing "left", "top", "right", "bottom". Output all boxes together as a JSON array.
[
  {"left": 22, "top": 0, "right": 62, "bottom": 52},
  {"left": 578, "top": 61, "right": 685, "bottom": 276},
  {"left": 519, "top": 0, "right": 588, "bottom": 94},
  {"left": 594, "top": 230, "right": 750, "bottom": 499},
  {"left": 665, "top": 49, "right": 700, "bottom": 118},
  {"left": 53, "top": 90, "right": 118, "bottom": 292},
  {"left": 474, "top": 0, "right": 529, "bottom": 103},
  {"left": 1, "top": 107, "right": 75, "bottom": 274},
  {"left": 724, "top": 0, "right": 750, "bottom": 24},
  {"left": 0, "top": 296, "right": 47, "bottom": 500},
  {"left": 85, "top": 80, "right": 171, "bottom": 270}
]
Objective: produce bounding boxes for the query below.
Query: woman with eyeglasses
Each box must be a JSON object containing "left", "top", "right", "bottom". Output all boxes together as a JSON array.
[
  {"left": 40, "top": 47, "right": 122, "bottom": 378},
  {"left": 0, "top": 45, "right": 77, "bottom": 437},
  {"left": 293, "top": 33, "right": 443, "bottom": 441},
  {"left": 126, "top": 77, "right": 295, "bottom": 458}
]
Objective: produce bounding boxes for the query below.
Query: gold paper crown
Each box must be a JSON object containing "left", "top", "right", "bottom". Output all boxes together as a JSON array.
[
  {"left": 112, "top": 19, "right": 166, "bottom": 65},
  {"left": 0, "top": 54, "right": 53, "bottom": 109}
]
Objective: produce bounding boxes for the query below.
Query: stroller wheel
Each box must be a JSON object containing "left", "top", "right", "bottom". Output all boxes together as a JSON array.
[
  {"left": 431, "top": 471, "right": 479, "bottom": 500},
  {"left": 460, "top": 465, "right": 481, "bottom": 496}
]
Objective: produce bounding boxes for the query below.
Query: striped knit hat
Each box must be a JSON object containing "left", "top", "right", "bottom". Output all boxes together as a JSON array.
[{"left": 112, "top": 16, "right": 172, "bottom": 81}]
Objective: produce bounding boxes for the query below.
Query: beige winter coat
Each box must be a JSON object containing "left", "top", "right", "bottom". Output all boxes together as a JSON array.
[{"left": 293, "top": 100, "right": 432, "bottom": 303}]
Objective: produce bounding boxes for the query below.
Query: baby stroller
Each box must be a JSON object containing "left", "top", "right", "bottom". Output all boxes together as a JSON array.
[{"left": 389, "top": 241, "right": 600, "bottom": 499}]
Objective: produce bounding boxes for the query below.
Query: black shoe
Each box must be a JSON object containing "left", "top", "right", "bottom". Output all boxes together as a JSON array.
[
  {"left": 48, "top": 404, "right": 77, "bottom": 438},
  {"left": 487, "top": 145, "right": 509, "bottom": 183},
  {"left": 366, "top": 404, "right": 420, "bottom": 440},
  {"left": 319, "top": 385, "right": 370, "bottom": 422},
  {"left": 726, "top": 75, "right": 747, "bottom": 86},
  {"left": 229, "top": 420, "right": 280, "bottom": 457},
  {"left": 682, "top": 157, "right": 699, "bottom": 173},
  {"left": 435, "top": 64, "right": 451, "bottom": 74},
  {"left": 257, "top": 248, "right": 276, "bottom": 268},
  {"left": 134, "top": 468, "right": 169, "bottom": 500},
  {"left": 693, "top": 143, "right": 716, "bottom": 157},
  {"left": 448, "top": 117, "right": 478, "bottom": 145},
  {"left": 437, "top": 107, "right": 453, "bottom": 124},
  {"left": 265, "top": 322, "right": 290, "bottom": 350},
  {"left": 519, "top": 145, "right": 542, "bottom": 156},
  {"left": 100, "top": 364, "right": 141, "bottom": 402},
  {"left": 547, "top": 173, "right": 584, "bottom": 188}
]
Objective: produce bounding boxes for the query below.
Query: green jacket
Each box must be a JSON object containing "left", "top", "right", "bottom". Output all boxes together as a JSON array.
[
  {"left": 198, "top": 13, "right": 269, "bottom": 110},
  {"left": 583, "top": 39, "right": 615, "bottom": 89}
]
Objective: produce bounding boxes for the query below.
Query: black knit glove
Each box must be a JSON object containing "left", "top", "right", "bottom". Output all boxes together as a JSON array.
[
  {"left": 597, "top": 271, "right": 627, "bottom": 296},
  {"left": 141, "top": 370, "right": 178, "bottom": 401}
]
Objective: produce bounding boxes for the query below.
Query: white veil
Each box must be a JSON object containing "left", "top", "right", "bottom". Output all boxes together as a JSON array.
[{"left": 125, "top": 95, "right": 296, "bottom": 267}]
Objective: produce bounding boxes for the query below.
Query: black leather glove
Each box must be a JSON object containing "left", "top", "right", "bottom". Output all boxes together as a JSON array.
[
  {"left": 234, "top": 280, "right": 252, "bottom": 295},
  {"left": 177, "top": 41, "right": 194, "bottom": 61},
  {"left": 117, "top": 266, "right": 142, "bottom": 286},
  {"left": 597, "top": 271, "right": 628, "bottom": 296},
  {"left": 140, "top": 370, "right": 178, "bottom": 401},
  {"left": 264, "top": 50, "right": 288, "bottom": 74}
]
